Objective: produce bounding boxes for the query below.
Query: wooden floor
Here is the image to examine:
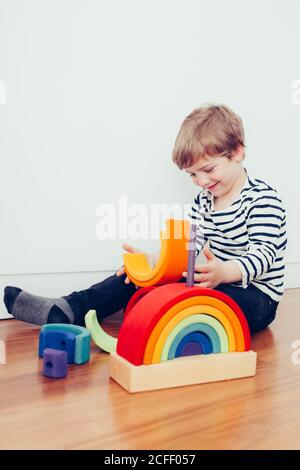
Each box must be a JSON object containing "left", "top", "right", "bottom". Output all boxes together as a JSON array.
[{"left": 1, "top": 288, "right": 300, "bottom": 450}]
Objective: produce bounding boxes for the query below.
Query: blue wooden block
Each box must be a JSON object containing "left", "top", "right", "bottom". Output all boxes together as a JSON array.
[
  {"left": 175, "top": 332, "right": 213, "bottom": 357},
  {"left": 40, "top": 324, "right": 91, "bottom": 365},
  {"left": 168, "top": 323, "right": 219, "bottom": 360},
  {"left": 39, "top": 329, "right": 76, "bottom": 363},
  {"left": 43, "top": 348, "right": 68, "bottom": 378}
]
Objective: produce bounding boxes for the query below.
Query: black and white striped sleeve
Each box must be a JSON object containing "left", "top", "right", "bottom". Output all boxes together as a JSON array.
[{"left": 230, "top": 193, "right": 287, "bottom": 288}]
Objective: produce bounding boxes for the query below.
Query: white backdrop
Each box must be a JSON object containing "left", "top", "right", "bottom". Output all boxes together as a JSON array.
[{"left": 0, "top": 0, "right": 300, "bottom": 317}]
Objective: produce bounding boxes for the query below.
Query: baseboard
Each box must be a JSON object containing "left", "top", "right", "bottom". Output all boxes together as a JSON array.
[
  {"left": 1, "top": 261, "right": 299, "bottom": 320},
  {"left": 0, "top": 271, "right": 115, "bottom": 320}
]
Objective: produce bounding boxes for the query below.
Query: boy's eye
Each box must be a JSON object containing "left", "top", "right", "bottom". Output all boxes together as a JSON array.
[{"left": 189, "top": 168, "right": 214, "bottom": 177}]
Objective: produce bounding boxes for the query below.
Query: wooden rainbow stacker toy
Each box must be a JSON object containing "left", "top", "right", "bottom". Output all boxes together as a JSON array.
[{"left": 86, "top": 219, "right": 257, "bottom": 393}]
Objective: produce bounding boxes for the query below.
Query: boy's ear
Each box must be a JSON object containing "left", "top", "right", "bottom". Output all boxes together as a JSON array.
[{"left": 232, "top": 144, "right": 244, "bottom": 162}]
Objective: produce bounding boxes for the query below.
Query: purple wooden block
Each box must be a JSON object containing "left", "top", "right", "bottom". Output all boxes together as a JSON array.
[
  {"left": 186, "top": 224, "right": 197, "bottom": 287},
  {"left": 43, "top": 348, "right": 68, "bottom": 378},
  {"left": 181, "top": 342, "right": 202, "bottom": 356}
]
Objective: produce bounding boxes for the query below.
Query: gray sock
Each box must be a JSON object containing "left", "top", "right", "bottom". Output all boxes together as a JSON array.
[{"left": 4, "top": 286, "right": 75, "bottom": 326}]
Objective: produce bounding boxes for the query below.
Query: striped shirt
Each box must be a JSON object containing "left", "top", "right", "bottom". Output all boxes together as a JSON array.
[{"left": 188, "top": 170, "right": 287, "bottom": 302}]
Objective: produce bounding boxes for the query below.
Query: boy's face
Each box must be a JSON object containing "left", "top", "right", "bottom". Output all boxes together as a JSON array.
[{"left": 184, "top": 146, "right": 245, "bottom": 198}]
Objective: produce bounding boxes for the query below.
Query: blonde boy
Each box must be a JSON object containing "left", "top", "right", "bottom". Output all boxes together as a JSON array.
[{"left": 173, "top": 104, "right": 287, "bottom": 332}]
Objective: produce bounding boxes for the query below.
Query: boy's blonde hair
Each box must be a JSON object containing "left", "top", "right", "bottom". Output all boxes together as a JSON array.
[{"left": 172, "top": 104, "right": 245, "bottom": 169}]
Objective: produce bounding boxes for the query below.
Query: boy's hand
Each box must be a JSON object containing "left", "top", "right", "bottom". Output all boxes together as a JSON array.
[
  {"left": 182, "top": 245, "right": 225, "bottom": 288},
  {"left": 116, "top": 243, "right": 140, "bottom": 284},
  {"left": 116, "top": 244, "right": 160, "bottom": 285}
]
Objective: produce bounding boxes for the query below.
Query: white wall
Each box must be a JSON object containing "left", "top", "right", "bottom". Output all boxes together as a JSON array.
[{"left": 1, "top": 0, "right": 300, "bottom": 319}]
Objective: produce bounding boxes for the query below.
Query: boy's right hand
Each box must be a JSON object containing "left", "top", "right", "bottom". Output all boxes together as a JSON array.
[{"left": 116, "top": 243, "right": 159, "bottom": 284}]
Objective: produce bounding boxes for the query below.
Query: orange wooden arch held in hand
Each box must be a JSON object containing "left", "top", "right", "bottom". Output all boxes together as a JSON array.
[{"left": 123, "top": 219, "right": 190, "bottom": 287}]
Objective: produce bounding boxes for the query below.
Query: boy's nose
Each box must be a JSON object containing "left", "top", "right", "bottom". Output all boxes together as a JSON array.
[{"left": 196, "top": 174, "right": 210, "bottom": 187}]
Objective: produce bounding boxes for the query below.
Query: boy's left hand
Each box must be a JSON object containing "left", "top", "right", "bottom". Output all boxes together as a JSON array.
[{"left": 182, "top": 245, "right": 225, "bottom": 288}]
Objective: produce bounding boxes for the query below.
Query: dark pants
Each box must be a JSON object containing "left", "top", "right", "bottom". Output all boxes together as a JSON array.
[{"left": 64, "top": 274, "right": 278, "bottom": 334}]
